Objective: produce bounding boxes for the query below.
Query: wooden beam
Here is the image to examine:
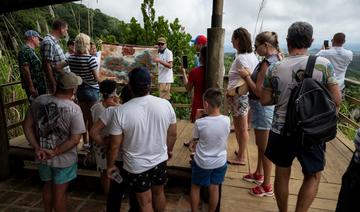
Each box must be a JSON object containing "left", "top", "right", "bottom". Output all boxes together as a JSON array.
[
  {"left": 345, "top": 95, "right": 360, "bottom": 107},
  {"left": 0, "top": 88, "right": 10, "bottom": 180},
  {"left": 206, "top": 0, "right": 225, "bottom": 89},
  {"left": 0, "top": 0, "right": 77, "bottom": 14},
  {"left": 339, "top": 113, "right": 360, "bottom": 129}
]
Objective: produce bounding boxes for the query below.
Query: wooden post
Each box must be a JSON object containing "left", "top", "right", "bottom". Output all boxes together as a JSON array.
[
  {"left": 206, "top": 0, "right": 225, "bottom": 89},
  {"left": 0, "top": 87, "right": 10, "bottom": 180}
]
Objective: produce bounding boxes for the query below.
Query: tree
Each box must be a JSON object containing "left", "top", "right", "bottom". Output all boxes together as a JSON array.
[{"left": 141, "top": 0, "right": 156, "bottom": 45}]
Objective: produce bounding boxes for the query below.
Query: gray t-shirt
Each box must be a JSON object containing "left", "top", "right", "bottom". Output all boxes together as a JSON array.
[{"left": 31, "top": 94, "right": 86, "bottom": 167}]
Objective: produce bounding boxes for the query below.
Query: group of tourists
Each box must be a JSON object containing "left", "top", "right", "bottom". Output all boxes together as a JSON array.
[{"left": 19, "top": 17, "right": 356, "bottom": 212}]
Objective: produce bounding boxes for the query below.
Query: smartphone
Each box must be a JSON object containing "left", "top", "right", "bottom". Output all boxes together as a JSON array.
[
  {"left": 110, "top": 169, "right": 123, "bottom": 184},
  {"left": 324, "top": 40, "right": 329, "bottom": 49},
  {"left": 182, "top": 55, "right": 188, "bottom": 69}
]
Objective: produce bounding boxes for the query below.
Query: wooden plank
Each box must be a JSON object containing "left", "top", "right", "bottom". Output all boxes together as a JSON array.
[
  {"left": 345, "top": 78, "right": 360, "bottom": 86},
  {"left": 172, "top": 103, "right": 191, "bottom": 108},
  {"left": 339, "top": 113, "right": 360, "bottom": 128},
  {"left": 336, "top": 130, "right": 355, "bottom": 152},
  {"left": 7, "top": 120, "right": 24, "bottom": 131},
  {"left": 4, "top": 99, "right": 28, "bottom": 109},
  {"left": 345, "top": 94, "right": 360, "bottom": 107},
  {"left": 0, "top": 88, "right": 10, "bottom": 180}
]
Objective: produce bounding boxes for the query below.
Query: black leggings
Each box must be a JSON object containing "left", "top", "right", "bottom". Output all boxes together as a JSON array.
[{"left": 106, "top": 161, "right": 139, "bottom": 212}]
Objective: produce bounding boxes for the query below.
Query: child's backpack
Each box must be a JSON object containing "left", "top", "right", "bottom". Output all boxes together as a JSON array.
[{"left": 283, "top": 55, "right": 338, "bottom": 146}]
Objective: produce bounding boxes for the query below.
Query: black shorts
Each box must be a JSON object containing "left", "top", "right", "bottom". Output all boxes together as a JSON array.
[
  {"left": 265, "top": 131, "right": 326, "bottom": 175},
  {"left": 123, "top": 161, "right": 167, "bottom": 193}
]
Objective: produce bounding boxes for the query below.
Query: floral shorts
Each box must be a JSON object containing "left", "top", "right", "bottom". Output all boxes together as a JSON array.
[{"left": 227, "top": 95, "right": 249, "bottom": 117}]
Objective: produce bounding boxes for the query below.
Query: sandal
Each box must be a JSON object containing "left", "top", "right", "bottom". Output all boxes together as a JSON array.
[
  {"left": 242, "top": 173, "right": 264, "bottom": 185},
  {"left": 249, "top": 185, "right": 274, "bottom": 197},
  {"left": 227, "top": 159, "right": 246, "bottom": 165}
]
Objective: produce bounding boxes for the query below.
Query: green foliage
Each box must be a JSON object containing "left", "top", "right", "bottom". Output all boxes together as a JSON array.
[{"left": 224, "top": 53, "right": 235, "bottom": 74}]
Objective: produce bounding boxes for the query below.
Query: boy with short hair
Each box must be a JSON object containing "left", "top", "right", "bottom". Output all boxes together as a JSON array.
[{"left": 190, "top": 88, "right": 230, "bottom": 212}]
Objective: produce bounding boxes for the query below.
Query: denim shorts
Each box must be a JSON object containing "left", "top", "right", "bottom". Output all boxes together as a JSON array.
[
  {"left": 227, "top": 95, "right": 249, "bottom": 117},
  {"left": 38, "top": 163, "right": 77, "bottom": 184},
  {"left": 191, "top": 162, "right": 227, "bottom": 186},
  {"left": 76, "top": 84, "right": 99, "bottom": 102},
  {"left": 265, "top": 131, "right": 326, "bottom": 175},
  {"left": 249, "top": 99, "right": 274, "bottom": 130}
]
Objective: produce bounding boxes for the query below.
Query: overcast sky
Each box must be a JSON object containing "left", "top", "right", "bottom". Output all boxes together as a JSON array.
[{"left": 81, "top": 0, "right": 360, "bottom": 51}]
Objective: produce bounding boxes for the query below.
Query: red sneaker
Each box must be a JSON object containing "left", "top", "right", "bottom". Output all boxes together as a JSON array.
[
  {"left": 242, "top": 173, "right": 264, "bottom": 185},
  {"left": 249, "top": 184, "right": 274, "bottom": 197}
]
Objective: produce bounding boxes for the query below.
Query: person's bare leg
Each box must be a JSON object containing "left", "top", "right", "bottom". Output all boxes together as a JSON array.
[
  {"left": 43, "top": 181, "right": 53, "bottom": 212},
  {"left": 295, "top": 172, "right": 321, "bottom": 212},
  {"left": 208, "top": 184, "right": 219, "bottom": 212},
  {"left": 190, "top": 184, "right": 201, "bottom": 212},
  {"left": 151, "top": 185, "right": 166, "bottom": 212},
  {"left": 231, "top": 115, "right": 248, "bottom": 163},
  {"left": 274, "top": 166, "right": 291, "bottom": 212},
  {"left": 53, "top": 182, "right": 69, "bottom": 212},
  {"left": 254, "top": 129, "right": 272, "bottom": 185},
  {"left": 79, "top": 101, "right": 88, "bottom": 145},
  {"left": 136, "top": 190, "right": 154, "bottom": 212}
]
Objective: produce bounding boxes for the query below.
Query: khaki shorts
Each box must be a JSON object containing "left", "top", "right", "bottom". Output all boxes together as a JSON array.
[{"left": 159, "top": 83, "right": 171, "bottom": 100}]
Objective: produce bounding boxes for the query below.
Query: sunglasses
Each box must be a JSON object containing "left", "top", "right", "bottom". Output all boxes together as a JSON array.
[{"left": 158, "top": 43, "right": 165, "bottom": 46}]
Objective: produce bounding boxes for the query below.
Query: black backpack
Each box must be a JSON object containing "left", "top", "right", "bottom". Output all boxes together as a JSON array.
[{"left": 283, "top": 55, "right": 338, "bottom": 146}]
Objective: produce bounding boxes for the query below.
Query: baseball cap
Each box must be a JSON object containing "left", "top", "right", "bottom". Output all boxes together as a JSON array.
[
  {"left": 129, "top": 67, "right": 151, "bottom": 89},
  {"left": 157, "top": 37, "right": 167, "bottom": 44},
  {"left": 191, "top": 35, "right": 207, "bottom": 45},
  {"left": 24, "top": 30, "right": 43, "bottom": 40},
  {"left": 57, "top": 72, "right": 82, "bottom": 89}
]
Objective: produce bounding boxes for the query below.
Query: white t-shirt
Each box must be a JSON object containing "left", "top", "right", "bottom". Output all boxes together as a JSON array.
[
  {"left": 228, "top": 52, "right": 259, "bottom": 90},
  {"left": 193, "top": 115, "right": 230, "bottom": 169},
  {"left": 316, "top": 47, "right": 353, "bottom": 90},
  {"left": 158, "top": 48, "right": 174, "bottom": 83},
  {"left": 108, "top": 95, "right": 177, "bottom": 174},
  {"left": 91, "top": 102, "right": 106, "bottom": 122}
]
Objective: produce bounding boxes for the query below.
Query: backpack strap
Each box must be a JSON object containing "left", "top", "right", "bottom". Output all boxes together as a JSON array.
[{"left": 304, "top": 55, "right": 318, "bottom": 78}]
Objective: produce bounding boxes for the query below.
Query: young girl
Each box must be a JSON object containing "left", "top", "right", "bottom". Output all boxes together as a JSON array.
[{"left": 90, "top": 79, "right": 119, "bottom": 193}]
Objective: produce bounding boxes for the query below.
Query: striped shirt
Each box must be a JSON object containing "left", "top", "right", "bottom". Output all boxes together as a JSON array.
[{"left": 67, "top": 55, "right": 99, "bottom": 88}]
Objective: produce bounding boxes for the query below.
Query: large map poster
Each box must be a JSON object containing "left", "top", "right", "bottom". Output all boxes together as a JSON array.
[{"left": 99, "top": 43, "right": 158, "bottom": 84}]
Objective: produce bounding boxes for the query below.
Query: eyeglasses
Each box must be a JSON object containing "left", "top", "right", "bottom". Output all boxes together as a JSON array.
[{"left": 158, "top": 43, "right": 165, "bottom": 46}]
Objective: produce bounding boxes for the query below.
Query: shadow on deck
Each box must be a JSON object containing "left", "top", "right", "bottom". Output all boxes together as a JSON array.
[{"left": 9, "top": 119, "right": 354, "bottom": 211}]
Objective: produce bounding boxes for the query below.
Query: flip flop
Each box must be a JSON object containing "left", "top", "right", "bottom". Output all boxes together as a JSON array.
[{"left": 227, "top": 159, "right": 246, "bottom": 166}]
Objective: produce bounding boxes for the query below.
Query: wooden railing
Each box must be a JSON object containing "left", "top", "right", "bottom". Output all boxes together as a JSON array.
[
  {"left": 338, "top": 79, "right": 360, "bottom": 129},
  {"left": 0, "top": 81, "right": 28, "bottom": 179}
]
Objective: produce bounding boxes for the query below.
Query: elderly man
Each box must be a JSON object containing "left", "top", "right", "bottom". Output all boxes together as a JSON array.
[
  {"left": 107, "top": 67, "right": 177, "bottom": 212},
  {"left": 18, "top": 30, "right": 47, "bottom": 102},
  {"left": 317, "top": 32, "right": 353, "bottom": 96},
  {"left": 41, "top": 19, "right": 70, "bottom": 93},
  {"left": 260, "top": 22, "right": 341, "bottom": 212},
  {"left": 23, "top": 72, "right": 85, "bottom": 212},
  {"left": 153, "top": 37, "right": 174, "bottom": 100}
]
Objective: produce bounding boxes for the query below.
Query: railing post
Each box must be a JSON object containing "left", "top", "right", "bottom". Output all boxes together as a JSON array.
[{"left": 0, "top": 87, "right": 10, "bottom": 180}]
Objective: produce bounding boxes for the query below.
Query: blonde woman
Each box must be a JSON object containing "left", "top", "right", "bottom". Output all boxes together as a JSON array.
[
  {"left": 67, "top": 33, "right": 99, "bottom": 149},
  {"left": 240, "top": 31, "right": 281, "bottom": 197}
]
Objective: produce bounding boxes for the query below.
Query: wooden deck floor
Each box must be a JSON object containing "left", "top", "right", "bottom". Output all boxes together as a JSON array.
[
  {"left": 9, "top": 119, "right": 354, "bottom": 211},
  {"left": 168, "top": 120, "right": 353, "bottom": 212}
]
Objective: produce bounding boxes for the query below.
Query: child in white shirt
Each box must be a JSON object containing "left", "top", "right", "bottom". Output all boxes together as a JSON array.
[{"left": 190, "top": 88, "right": 230, "bottom": 212}]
